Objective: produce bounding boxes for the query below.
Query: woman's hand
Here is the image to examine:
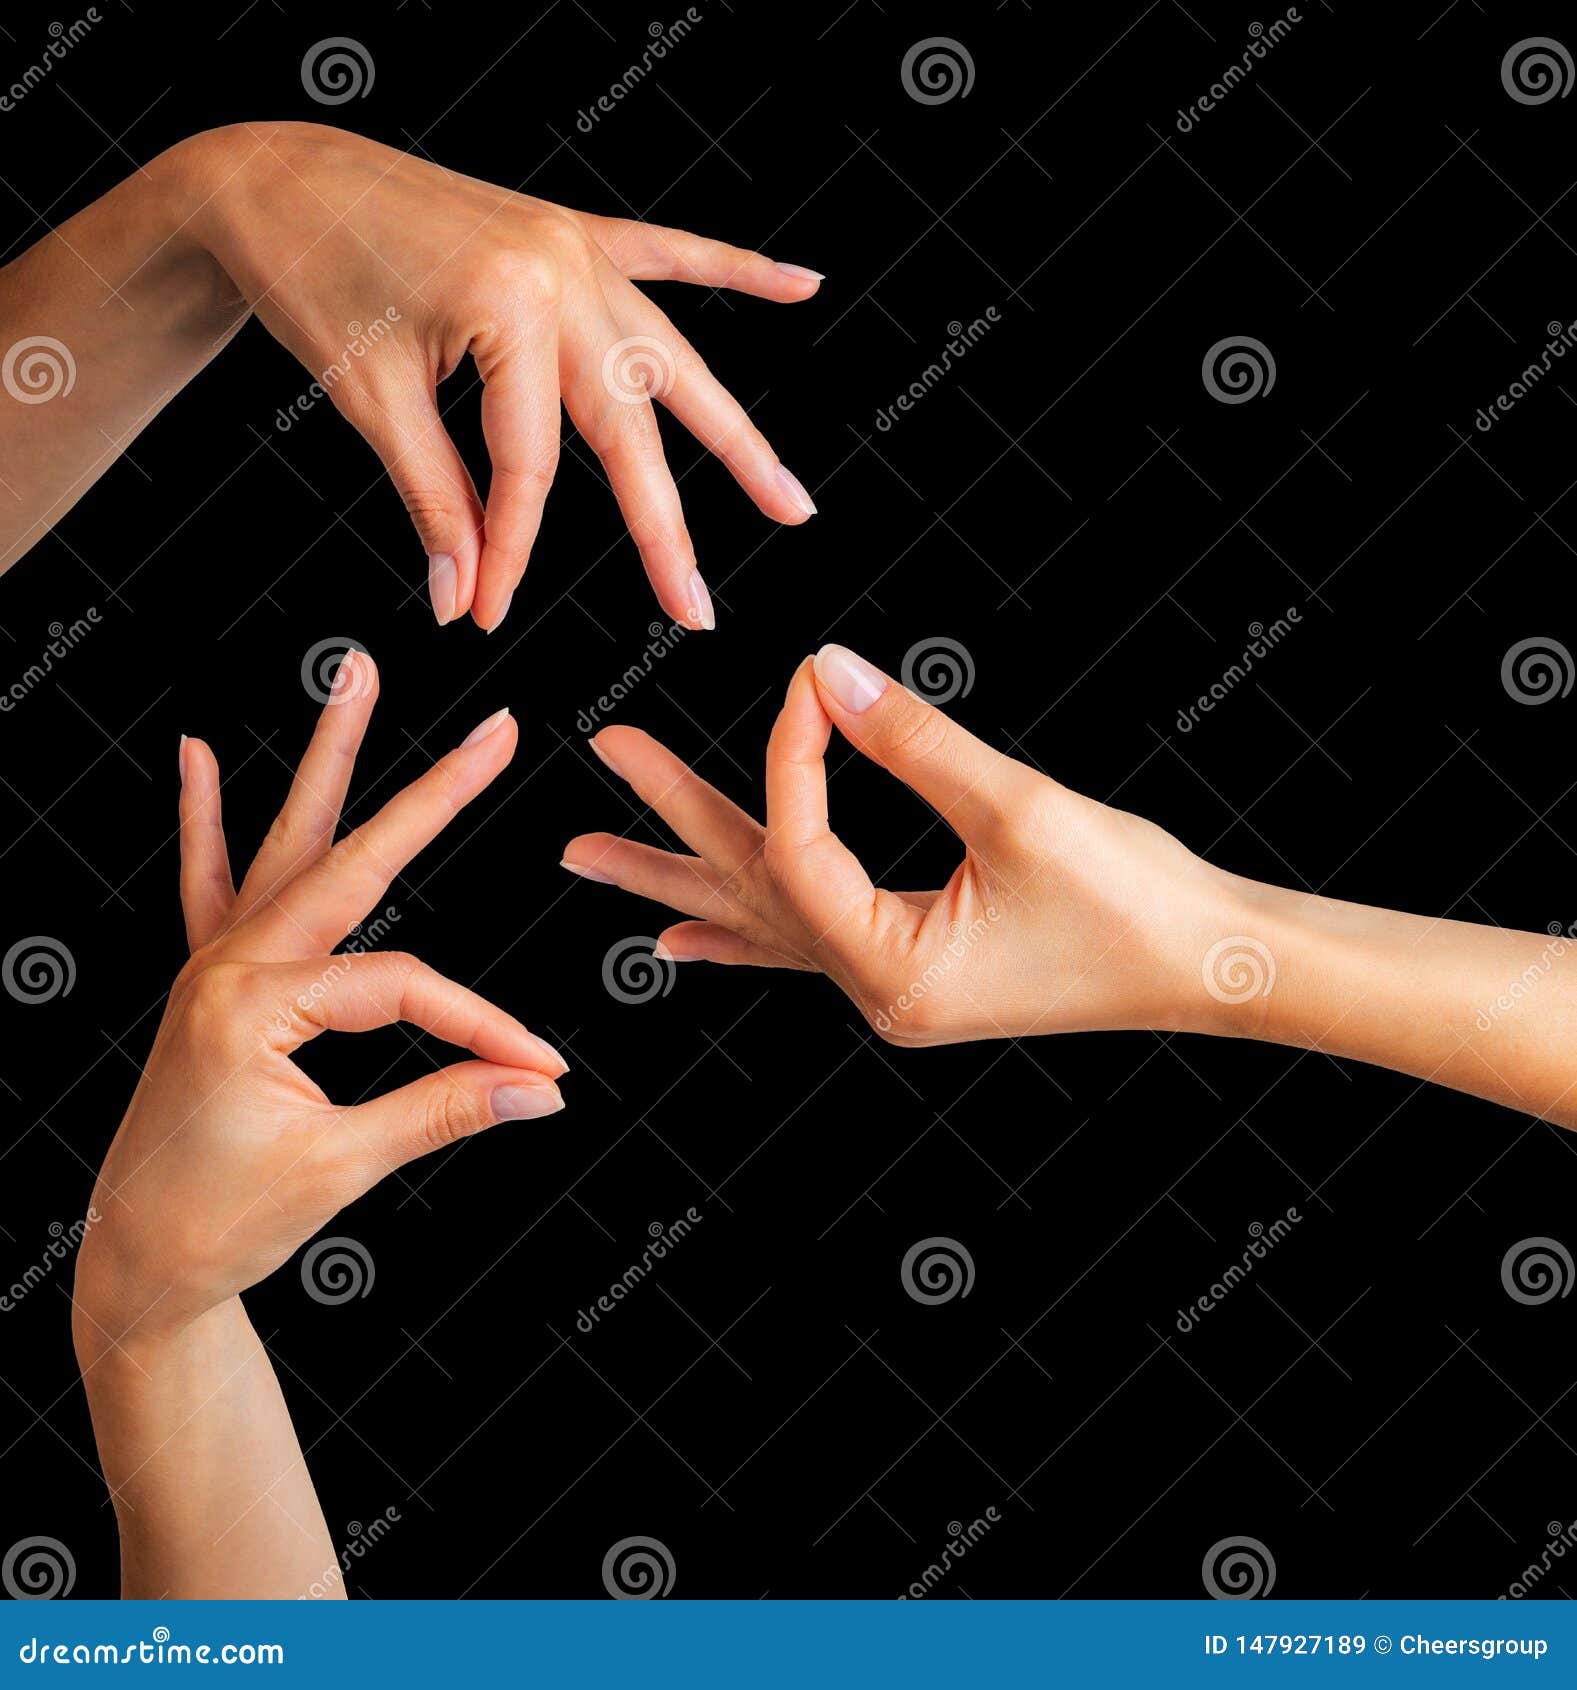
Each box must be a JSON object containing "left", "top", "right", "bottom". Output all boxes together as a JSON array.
[
  {"left": 563, "top": 643, "right": 1577, "bottom": 1127},
  {"left": 177, "top": 121, "right": 820, "bottom": 632},
  {"left": 563, "top": 644, "right": 1225, "bottom": 1045},
  {"left": 76, "top": 652, "right": 565, "bottom": 1350}
]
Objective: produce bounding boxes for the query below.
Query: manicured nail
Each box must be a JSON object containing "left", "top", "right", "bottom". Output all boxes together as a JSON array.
[
  {"left": 428, "top": 553, "right": 457, "bottom": 626},
  {"left": 685, "top": 570, "right": 716, "bottom": 631},
  {"left": 486, "top": 590, "right": 513, "bottom": 635},
  {"left": 814, "top": 644, "right": 887, "bottom": 714},
  {"left": 332, "top": 650, "right": 359, "bottom": 695},
  {"left": 521, "top": 1035, "right": 569, "bottom": 1077},
  {"left": 653, "top": 940, "right": 678, "bottom": 963},
  {"left": 588, "top": 736, "right": 625, "bottom": 779},
  {"left": 460, "top": 707, "right": 511, "bottom": 748},
  {"left": 561, "top": 859, "right": 616, "bottom": 884},
  {"left": 775, "top": 464, "right": 817, "bottom": 517},
  {"left": 178, "top": 734, "right": 187, "bottom": 786},
  {"left": 491, "top": 1083, "right": 564, "bottom": 1121},
  {"left": 775, "top": 262, "right": 825, "bottom": 282}
]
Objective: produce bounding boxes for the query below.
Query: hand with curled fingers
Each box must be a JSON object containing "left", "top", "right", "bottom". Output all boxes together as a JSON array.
[
  {"left": 75, "top": 651, "right": 565, "bottom": 1350},
  {"left": 562, "top": 645, "right": 1577, "bottom": 1130},
  {"left": 178, "top": 122, "right": 821, "bottom": 632},
  {"left": 563, "top": 643, "right": 1219, "bottom": 1047}
]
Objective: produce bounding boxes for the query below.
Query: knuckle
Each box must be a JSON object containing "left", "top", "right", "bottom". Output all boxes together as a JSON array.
[
  {"left": 479, "top": 245, "right": 563, "bottom": 310},
  {"left": 882, "top": 702, "right": 951, "bottom": 767},
  {"left": 419, "top": 1081, "right": 477, "bottom": 1152}
]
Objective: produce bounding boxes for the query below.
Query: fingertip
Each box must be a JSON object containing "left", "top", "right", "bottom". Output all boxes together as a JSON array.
[
  {"left": 812, "top": 644, "right": 889, "bottom": 718},
  {"left": 772, "top": 262, "right": 825, "bottom": 297},
  {"left": 589, "top": 728, "right": 637, "bottom": 781},
  {"left": 490, "top": 1078, "right": 565, "bottom": 1121}
]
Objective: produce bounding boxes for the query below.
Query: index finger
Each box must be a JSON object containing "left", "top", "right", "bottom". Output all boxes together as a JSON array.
[{"left": 236, "top": 706, "right": 518, "bottom": 959}]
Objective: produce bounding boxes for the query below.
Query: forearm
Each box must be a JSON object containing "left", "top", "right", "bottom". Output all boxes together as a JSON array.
[
  {"left": 1195, "top": 872, "right": 1577, "bottom": 1126},
  {"left": 0, "top": 133, "right": 247, "bottom": 572},
  {"left": 74, "top": 1293, "right": 339, "bottom": 1599}
]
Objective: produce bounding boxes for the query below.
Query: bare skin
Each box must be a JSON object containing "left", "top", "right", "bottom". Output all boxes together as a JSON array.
[
  {"left": 74, "top": 656, "right": 565, "bottom": 1597},
  {"left": 563, "top": 644, "right": 1577, "bottom": 1128},
  {"left": 0, "top": 121, "right": 821, "bottom": 630}
]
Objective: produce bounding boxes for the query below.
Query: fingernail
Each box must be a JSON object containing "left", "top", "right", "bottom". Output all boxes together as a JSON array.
[
  {"left": 775, "top": 464, "right": 817, "bottom": 518},
  {"left": 775, "top": 262, "right": 825, "bottom": 282},
  {"left": 332, "top": 650, "right": 360, "bottom": 695},
  {"left": 561, "top": 858, "right": 616, "bottom": 884},
  {"left": 490, "top": 1083, "right": 564, "bottom": 1121},
  {"left": 588, "top": 737, "right": 625, "bottom": 779},
  {"left": 814, "top": 644, "right": 887, "bottom": 714},
  {"left": 428, "top": 553, "right": 457, "bottom": 626},
  {"left": 460, "top": 706, "right": 511, "bottom": 748},
  {"left": 178, "top": 734, "right": 188, "bottom": 786},
  {"left": 522, "top": 1035, "right": 569, "bottom": 1077},
  {"left": 685, "top": 570, "right": 716, "bottom": 631},
  {"left": 653, "top": 940, "right": 678, "bottom": 963},
  {"left": 486, "top": 590, "right": 513, "bottom": 635},
  {"left": 588, "top": 736, "right": 625, "bottom": 780}
]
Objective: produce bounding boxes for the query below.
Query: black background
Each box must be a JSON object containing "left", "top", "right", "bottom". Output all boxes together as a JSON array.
[{"left": 2, "top": 0, "right": 1576, "bottom": 1601}]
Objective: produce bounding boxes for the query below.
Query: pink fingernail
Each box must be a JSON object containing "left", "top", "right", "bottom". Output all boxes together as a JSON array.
[
  {"left": 813, "top": 644, "right": 887, "bottom": 714},
  {"left": 460, "top": 707, "right": 511, "bottom": 748},
  {"left": 486, "top": 590, "right": 513, "bottom": 635},
  {"left": 428, "top": 553, "right": 457, "bottom": 626},
  {"left": 491, "top": 1083, "right": 564, "bottom": 1121},
  {"left": 178, "top": 734, "right": 188, "bottom": 786},
  {"left": 652, "top": 940, "right": 677, "bottom": 963},
  {"left": 775, "top": 464, "right": 817, "bottom": 517},
  {"left": 775, "top": 263, "right": 825, "bottom": 282},
  {"left": 561, "top": 859, "right": 616, "bottom": 884},
  {"left": 588, "top": 737, "right": 625, "bottom": 779},
  {"left": 685, "top": 570, "right": 716, "bottom": 631}
]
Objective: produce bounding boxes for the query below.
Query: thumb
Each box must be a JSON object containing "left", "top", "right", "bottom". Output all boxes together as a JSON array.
[
  {"left": 342, "top": 1060, "right": 563, "bottom": 1176},
  {"left": 810, "top": 644, "right": 1031, "bottom": 837},
  {"left": 345, "top": 376, "right": 484, "bottom": 626}
]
